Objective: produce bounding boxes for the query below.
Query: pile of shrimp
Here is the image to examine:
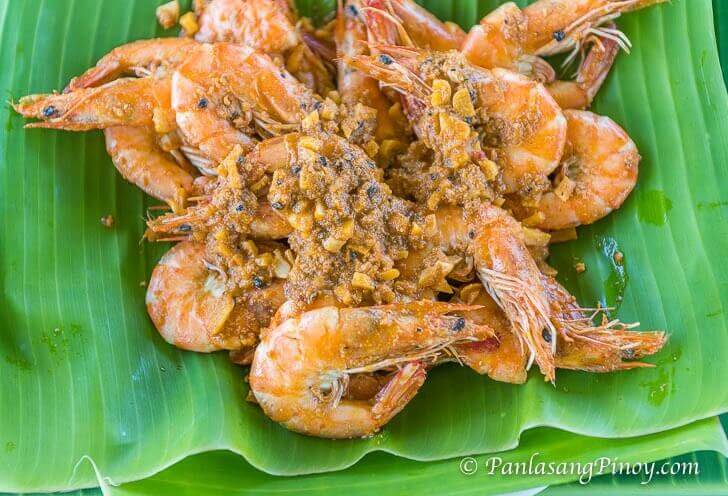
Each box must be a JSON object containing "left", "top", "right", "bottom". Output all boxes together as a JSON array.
[{"left": 15, "top": 0, "right": 670, "bottom": 439}]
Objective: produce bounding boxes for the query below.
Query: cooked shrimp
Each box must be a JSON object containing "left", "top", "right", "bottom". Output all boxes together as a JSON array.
[
  {"left": 362, "top": 0, "right": 465, "bottom": 51},
  {"left": 523, "top": 110, "right": 639, "bottom": 230},
  {"left": 461, "top": 0, "right": 666, "bottom": 74},
  {"left": 379, "top": 1, "right": 658, "bottom": 108},
  {"left": 14, "top": 77, "right": 172, "bottom": 131},
  {"left": 400, "top": 204, "right": 555, "bottom": 380},
  {"left": 452, "top": 284, "right": 528, "bottom": 384},
  {"left": 479, "top": 68, "right": 567, "bottom": 194},
  {"left": 347, "top": 47, "right": 566, "bottom": 196},
  {"left": 541, "top": 274, "right": 667, "bottom": 372},
  {"left": 195, "top": 0, "right": 334, "bottom": 95},
  {"left": 249, "top": 302, "right": 494, "bottom": 438},
  {"left": 545, "top": 28, "right": 621, "bottom": 109},
  {"left": 146, "top": 241, "right": 286, "bottom": 352},
  {"left": 65, "top": 38, "right": 198, "bottom": 91},
  {"left": 171, "top": 43, "right": 319, "bottom": 163},
  {"left": 195, "top": 0, "right": 298, "bottom": 51},
  {"left": 104, "top": 126, "right": 198, "bottom": 212},
  {"left": 453, "top": 281, "right": 666, "bottom": 380},
  {"left": 335, "top": 0, "right": 401, "bottom": 141}
]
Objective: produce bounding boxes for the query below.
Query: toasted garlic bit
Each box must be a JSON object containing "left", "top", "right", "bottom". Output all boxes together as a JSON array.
[
  {"left": 179, "top": 12, "right": 199, "bottom": 36},
  {"left": 575, "top": 261, "right": 586, "bottom": 273},
  {"left": 522, "top": 227, "right": 551, "bottom": 247},
  {"left": 554, "top": 175, "right": 576, "bottom": 201},
  {"left": 378, "top": 268, "right": 400, "bottom": 281},
  {"left": 351, "top": 272, "right": 375, "bottom": 290},
  {"left": 100, "top": 214, "right": 115, "bottom": 228},
  {"left": 431, "top": 79, "right": 452, "bottom": 107},
  {"left": 323, "top": 236, "right": 346, "bottom": 253},
  {"left": 156, "top": 1, "right": 180, "bottom": 29},
  {"left": 452, "top": 88, "right": 476, "bottom": 117}
]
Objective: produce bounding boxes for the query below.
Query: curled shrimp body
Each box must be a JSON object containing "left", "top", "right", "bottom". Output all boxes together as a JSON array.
[
  {"left": 195, "top": 0, "right": 334, "bottom": 95},
  {"left": 525, "top": 110, "right": 639, "bottom": 230},
  {"left": 452, "top": 285, "right": 529, "bottom": 384},
  {"left": 104, "top": 126, "right": 198, "bottom": 212},
  {"left": 195, "top": 0, "right": 298, "bottom": 52},
  {"left": 414, "top": 204, "right": 558, "bottom": 380},
  {"left": 347, "top": 48, "right": 566, "bottom": 196},
  {"left": 479, "top": 68, "right": 567, "bottom": 194},
  {"left": 171, "top": 43, "right": 319, "bottom": 164},
  {"left": 461, "top": 0, "right": 665, "bottom": 73},
  {"left": 146, "top": 241, "right": 286, "bottom": 352},
  {"left": 65, "top": 38, "right": 198, "bottom": 91},
  {"left": 250, "top": 302, "right": 494, "bottom": 438},
  {"left": 370, "top": 0, "right": 466, "bottom": 51},
  {"left": 14, "top": 77, "right": 172, "bottom": 131}
]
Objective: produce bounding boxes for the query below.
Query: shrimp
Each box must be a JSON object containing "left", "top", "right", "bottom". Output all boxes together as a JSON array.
[
  {"left": 146, "top": 241, "right": 286, "bottom": 352},
  {"left": 195, "top": 0, "right": 334, "bottom": 95},
  {"left": 453, "top": 281, "right": 666, "bottom": 380},
  {"left": 540, "top": 274, "right": 667, "bottom": 372},
  {"left": 376, "top": 1, "right": 659, "bottom": 108},
  {"left": 65, "top": 38, "right": 198, "bottom": 91},
  {"left": 249, "top": 302, "right": 494, "bottom": 438},
  {"left": 452, "top": 284, "right": 529, "bottom": 384},
  {"left": 347, "top": 47, "right": 566, "bottom": 196},
  {"left": 522, "top": 110, "right": 639, "bottom": 230},
  {"left": 335, "top": 0, "right": 402, "bottom": 141},
  {"left": 13, "top": 77, "right": 172, "bottom": 131},
  {"left": 461, "top": 0, "right": 666, "bottom": 75},
  {"left": 104, "top": 126, "right": 198, "bottom": 212},
  {"left": 171, "top": 43, "right": 319, "bottom": 164},
  {"left": 195, "top": 0, "right": 298, "bottom": 51}
]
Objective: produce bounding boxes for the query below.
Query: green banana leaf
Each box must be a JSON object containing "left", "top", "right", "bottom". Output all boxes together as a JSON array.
[
  {"left": 97, "top": 418, "right": 728, "bottom": 495},
  {"left": 5, "top": 417, "right": 725, "bottom": 496},
  {"left": 1, "top": 0, "right": 727, "bottom": 493}
]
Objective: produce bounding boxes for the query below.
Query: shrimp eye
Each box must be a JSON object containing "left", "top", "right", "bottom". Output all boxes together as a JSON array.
[
  {"left": 197, "top": 98, "right": 208, "bottom": 109},
  {"left": 542, "top": 328, "right": 552, "bottom": 343},
  {"left": 347, "top": 4, "right": 358, "bottom": 17},
  {"left": 252, "top": 276, "right": 266, "bottom": 289},
  {"left": 378, "top": 54, "right": 394, "bottom": 65},
  {"left": 271, "top": 202, "right": 284, "bottom": 210},
  {"left": 451, "top": 318, "right": 466, "bottom": 332},
  {"left": 366, "top": 184, "right": 379, "bottom": 199},
  {"left": 552, "top": 30, "right": 566, "bottom": 42},
  {"left": 42, "top": 105, "right": 58, "bottom": 118},
  {"left": 178, "top": 224, "right": 192, "bottom": 232}
]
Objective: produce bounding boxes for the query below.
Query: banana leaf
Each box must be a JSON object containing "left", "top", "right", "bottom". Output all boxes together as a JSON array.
[
  {"left": 1, "top": 0, "right": 727, "bottom": 493},
  {"left": 4, "top": 417, "right": 725, "bottom": 496},
  {"left": 90, "top": 418, "right": 728, "bottom": 495}
]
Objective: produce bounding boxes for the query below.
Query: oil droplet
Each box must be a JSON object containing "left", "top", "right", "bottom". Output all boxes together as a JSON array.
[
  {"left": 596, "top": 236, "right": 628, "bottom": 313},
  {"left": 640, "top": 368, "right": 673, "bottom": 406},
  {"left": 637, "top": 190, "right": 672, "bottom": 226}
]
